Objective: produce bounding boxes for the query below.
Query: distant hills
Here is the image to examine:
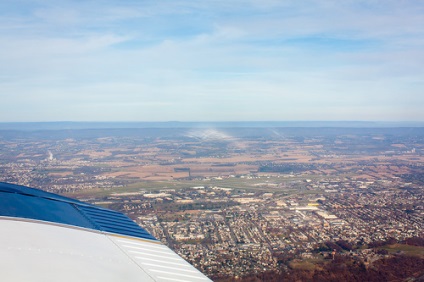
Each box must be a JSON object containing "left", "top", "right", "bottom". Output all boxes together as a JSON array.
[{"left": 0, "top": 121, "right": 423, "bottom": 131}]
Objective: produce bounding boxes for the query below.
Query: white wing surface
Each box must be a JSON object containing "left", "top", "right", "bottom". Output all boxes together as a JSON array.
[{"left": 0, "top": 182, "right": 211, "bottom": 282}]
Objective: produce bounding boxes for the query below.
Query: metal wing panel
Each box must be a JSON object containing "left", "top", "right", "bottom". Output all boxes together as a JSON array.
[
  {"left": 109, "top": 236, "right": 212, "bottom": 282},
  {"left": 0, "top": 218, "right": 155, "bottom": 282},
  {"left": 0, "top": 182, "right": 157, "bottom": 241},
  {"left": 0, "top": 182, "right": 212, "bottom": 281},
  {"left": 0, "top": 192, "right": 95, "bottom": 229},
  {"left": 77, "top": 205, "right": 157, "bottom": 240}
]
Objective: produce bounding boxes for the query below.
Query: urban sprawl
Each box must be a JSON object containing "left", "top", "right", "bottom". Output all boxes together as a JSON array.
[{"left": 0, "top": 126, "right": 423, "bottom": 279}]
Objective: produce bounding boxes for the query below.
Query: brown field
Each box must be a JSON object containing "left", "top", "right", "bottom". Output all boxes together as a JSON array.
[
  {"left": 78, "top": 149, "right": 112, "bottom": 158},
  {"left": 90, "top": 146, "right": 422, "bottom": 181},
  {"left": 49, "top": 172, "right": 73, "bottom": 177},
  {"left": 102, "top": 163, "right": 257, "bottom": 180},
  {"left": 54, "top": 136, "right": 422, "bottom": 182}
]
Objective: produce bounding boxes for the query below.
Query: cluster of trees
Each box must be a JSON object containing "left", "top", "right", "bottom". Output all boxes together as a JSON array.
[
  {"left": 214, "top": 254, "right": 424, "bottom": 282},
  {"left": 404, "top": 237, "right": 424, "bottom": 246},
  {"left": 259, "top": 163, "right": 315, "bottom": 173},
  {"left": 214, "top": 237, "right": 424, "bottom": 281}
]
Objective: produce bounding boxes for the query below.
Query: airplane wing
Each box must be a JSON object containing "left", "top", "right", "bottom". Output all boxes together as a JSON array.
[{"left": 0, "top": 182, "right": 212, "bottom": 282}]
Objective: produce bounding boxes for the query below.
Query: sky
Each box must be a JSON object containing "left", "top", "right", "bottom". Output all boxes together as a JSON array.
[{"left": 1, "top": 0, "right": 423, "bottom": 122}]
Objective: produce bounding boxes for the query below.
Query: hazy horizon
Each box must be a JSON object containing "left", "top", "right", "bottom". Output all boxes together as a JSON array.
[{"left": 1, "top": 120, "right": 424, "bottom": 131}]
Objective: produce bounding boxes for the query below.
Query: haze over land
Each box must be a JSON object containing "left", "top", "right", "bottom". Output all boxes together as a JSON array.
[{"left": 1, "top": 1, "right": 423, "bottom": 122}]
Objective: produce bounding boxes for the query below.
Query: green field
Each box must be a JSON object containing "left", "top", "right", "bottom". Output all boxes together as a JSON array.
[
  {"left": 380, "top": 244, "right": 424, "bottom": 258},
  {"left": 69, "top": 173, "right": 334, "bottom": 198}
]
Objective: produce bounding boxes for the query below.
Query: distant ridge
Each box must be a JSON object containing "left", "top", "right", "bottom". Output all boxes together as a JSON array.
[{"left": 0, "top": 121, "right": 423, "bottom": 131}]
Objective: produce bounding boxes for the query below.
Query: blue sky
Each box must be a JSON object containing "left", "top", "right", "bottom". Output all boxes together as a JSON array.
[{"left": 1, "top": 0, "right": 423, "bottom": 122}]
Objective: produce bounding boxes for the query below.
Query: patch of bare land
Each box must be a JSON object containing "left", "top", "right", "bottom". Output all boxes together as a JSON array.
[{"left": 0, "top": 126, "right": 422, "bottom": 196}]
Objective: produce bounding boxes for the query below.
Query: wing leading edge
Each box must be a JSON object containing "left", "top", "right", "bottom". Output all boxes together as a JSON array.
[{"left": 0, "top": 182, "right": 211, "bottom": 282}]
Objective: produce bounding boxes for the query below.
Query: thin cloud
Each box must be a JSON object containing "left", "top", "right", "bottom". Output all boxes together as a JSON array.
[{"left": 0, "top": 0, "right": 423, "bottom": 121}]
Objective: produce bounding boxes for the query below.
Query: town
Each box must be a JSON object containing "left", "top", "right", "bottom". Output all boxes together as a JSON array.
[{"left": 0, "top": 125, "right": 423, "bottom": 279}]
